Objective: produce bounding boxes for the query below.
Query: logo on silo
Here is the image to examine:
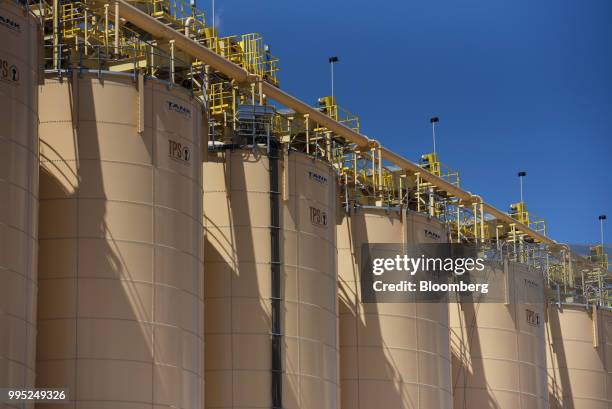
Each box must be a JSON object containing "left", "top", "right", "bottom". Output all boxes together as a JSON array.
[
  {"left": 309, "top": 206, "right": 327, "bottom": 227},
  {"left": 525, "top": 309, "right": 541, "bottom": 327},
  {"left": 0, "top": 58, "right": 19, "bottom": 85},
  {"left": 308, "top": 171, "right": 328, "bottom": 185},
  {"left": 424, "top": 229, "right": 441, "bottom": 241},
  {"left": 167, "top": 100, "right": 191, "bottom": 118},
  {"left": 168, "top": 139, "right": 191, "bottom": 164},
  {"left": 0, "top": 15, "right": 20, "bottom": 32}
]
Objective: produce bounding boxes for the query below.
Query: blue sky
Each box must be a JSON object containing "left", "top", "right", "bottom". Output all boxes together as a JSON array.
[{"left": 210, "top": 0, "right": 611, "bottom": 245}]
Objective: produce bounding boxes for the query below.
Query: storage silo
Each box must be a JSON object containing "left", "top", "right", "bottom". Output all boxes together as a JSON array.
[
  {"left": 450, "top": 261, "right": 548, "bottom": 409},
  {"left": 337, "top": 207, "right": 453, "bottom": 409},
  {"left": 203, "top": 148, "right": 338, "bottom": 409},
  {"left": 0, "top": 0, "right": 39, "bottom": 403},
  {"left": 546, "top": 304, "right": 612, "bottom": 409},
  {"left": 36, "top": 72, "right": 205, "bottom": 408}
]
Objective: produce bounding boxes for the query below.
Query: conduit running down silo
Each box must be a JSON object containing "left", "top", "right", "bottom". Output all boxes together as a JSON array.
[
  {"left": 203, "top": 149, "right": 339, "bottom": 409},
  {"left": 36, "top": 72, "right": 205, "bottom": 408},
  {"left": 269, "top": 140, "right": 283, "bottom": 407},
  {"left": 337, "top": 207, "right": 453, "bottom": 409},
  {"left": 0, "top": 1, "right": 39, "bottom": 405}
]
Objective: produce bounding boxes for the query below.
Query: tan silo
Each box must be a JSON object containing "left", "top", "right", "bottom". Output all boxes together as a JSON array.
[
  {"left": 450, "top": 261, "right": 548, "bottom": 409},
  {"left": 337, "top": 207, "right": 453, "bottom": 409},
  {"left": 0, "top": 0, "right": 39, "bottom": 403},
  {"left": 546, "top": 304, "right": 612, "bottom": 409},
  {"left": 203, "top": 149, "right": 338, "bottom": 409},
  {"left": 36, "top": 72, "right": 204, "bottom": 408}
]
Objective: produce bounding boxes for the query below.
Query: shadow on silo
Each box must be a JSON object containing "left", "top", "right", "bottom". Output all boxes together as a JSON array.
[
  {"left": 338, "top": 210, "right": 417, "bottom": 408},
  {"left": 36, "top": 75, "right": 166, "bottom": 408},
  {"left": 450, "top": 300, "right": 501, "bottom": 409},
  {"left": 546, "top": 305, "right": 571, "bottom": 409}
]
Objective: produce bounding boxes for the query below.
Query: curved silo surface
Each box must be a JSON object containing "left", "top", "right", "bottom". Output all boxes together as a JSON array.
[
  {"left": 0, "top": 1, "right": 39, "bottom": 403},
  {"left": 547, "top": 304, "right": 612, "bottom": 409},
  {"left": 337, "top": 207, "right": 453, "bottom": 409},
  {"left": 36, "top": 73, "right": 204, "bottom": 408},
  {"left": 203, "top": 149, "right": 338, "bottom": 409},
  {"left": 450, "top": 261, "right": 548, "bottom": 409}
]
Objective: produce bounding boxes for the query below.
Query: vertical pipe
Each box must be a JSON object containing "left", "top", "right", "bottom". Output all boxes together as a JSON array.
[
  {"left": 149, "top": 43, "right": 154, "bottom": 75},
  {"left": 53, "top": 0, "right": 59, "bottom": 70},
  {"left": 84, "top": 10, "right": 89, "bottom": 56},
  {"left": 592, "top": 304, "right": 599, "bottom": 348},
  {"left": 137, "top": 73, "right": 144, "bottom": 133},
  {"left": 480, "top": 202, "right": 485, "bottom": 243},
  {"left": 377, "top": 144, "right": 383, "bottom": 191},
  {"left": 114, "top": 1, "right": 120, "bottom": 56},
  {"left": 370, "top": 148, "right": 375, "bottom": 194},
  {"left": 496, "top": 225, "right": 501, "bottom": 250},
  {"left": 304, "top": 114, "right": 310, "bottom": 154},
  {"left": 511, "top": 224, "right": 517, "bottom": 260},
  {"left": 568, "top": 252, "right": 574, "bottom": 287},
  {"left": 232, "top": 86, "right": 237, "bottom": 130},
  {"left": 473, "top": 202, "right": 478, "bottom": 241},
  {"left": 397, "top": 175, "right": 402, "bottom": 204},
  {"left": 416, "top": 173, "right": 421, "bottom": 213},
  {"left": 283, "top": 144, "right": 289, "bottom": 202},
  {"left": 344, "top": 172, "right": 349, "bottom": 212},
  {"left": 429, "top": 187, "right": 434, "bottom": 217},
  {"left": 104, "top": 4, "right": 109, "bottom": 53},
  {"left": 169, "top": 40, "right": 175, "bottom": 83},
  {"left": 353, "top": 152, "right": 357, "bottom": 190},
  {"left": 269, "top": 140, "right": 283, "bottom": 409},
  {"left": 456, "top": 206, "right": 461, "bottom": 243}
]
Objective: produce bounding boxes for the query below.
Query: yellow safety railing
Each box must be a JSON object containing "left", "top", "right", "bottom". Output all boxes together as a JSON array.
[
  {"left": 209, "top": 82, "right": 233, "bottom": 115},
  {"left": 509, "top": 202, "right": 546, "bottom": 237},
  {"left": 420, "top": 153, "right": 460, "bottom": 187},
  {"left": 317, "top": 96, "right": 360, "bottom": 132}
]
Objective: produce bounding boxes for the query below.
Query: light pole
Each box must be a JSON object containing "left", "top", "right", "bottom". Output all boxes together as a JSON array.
[
  {"left": 518, "top": 171, "right": 527, "bottom": 203},
  {"left": 599, "top": 215, "right": 607, "bottom": 247},
  {"left": 430, "top": 116, "right": 439, "bottom": 156},
  {"left": 212, "top": 0, "right": 215, "bottom": 28},
  {"left": 328, "top": 56, "right": 338, "bottom": 99}
]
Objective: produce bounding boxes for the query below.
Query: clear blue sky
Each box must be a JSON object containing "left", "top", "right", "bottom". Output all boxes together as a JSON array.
[{"left": 210, "top": 0, "right": 611, "bottom": 245}]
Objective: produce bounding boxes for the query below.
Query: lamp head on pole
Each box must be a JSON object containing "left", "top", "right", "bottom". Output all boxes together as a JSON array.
[
  {"left": 518, "top": 171, "right": 527, "bottom": 178},
  {"left": 328, "top": 56, "right": 339, "bottom": 63},
  {"left": 600, "top": 215, "right": 607, "bottom": 221},
  {"left": 430, "top": 116, "right": 439, "bottom": 124}
]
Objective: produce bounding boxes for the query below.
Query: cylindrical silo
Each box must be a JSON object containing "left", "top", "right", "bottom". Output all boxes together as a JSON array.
[
  {"left": 37, "top": 72, "right": 204, "bottom": 408},
  {"left": 0, "top": 0, "right": 39, "bottom": 403},
  {"left": 546, "top": 304, "right": 612, "bottom": 409},
  {"left": 203, "top": 149, "right": 338, "bottom": 409},
  {"left": 337, "top": 207, "right": 453, "bottom": 409},
  {"left": 450, "top": 261, "right": 548, "bottom": 409}
]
